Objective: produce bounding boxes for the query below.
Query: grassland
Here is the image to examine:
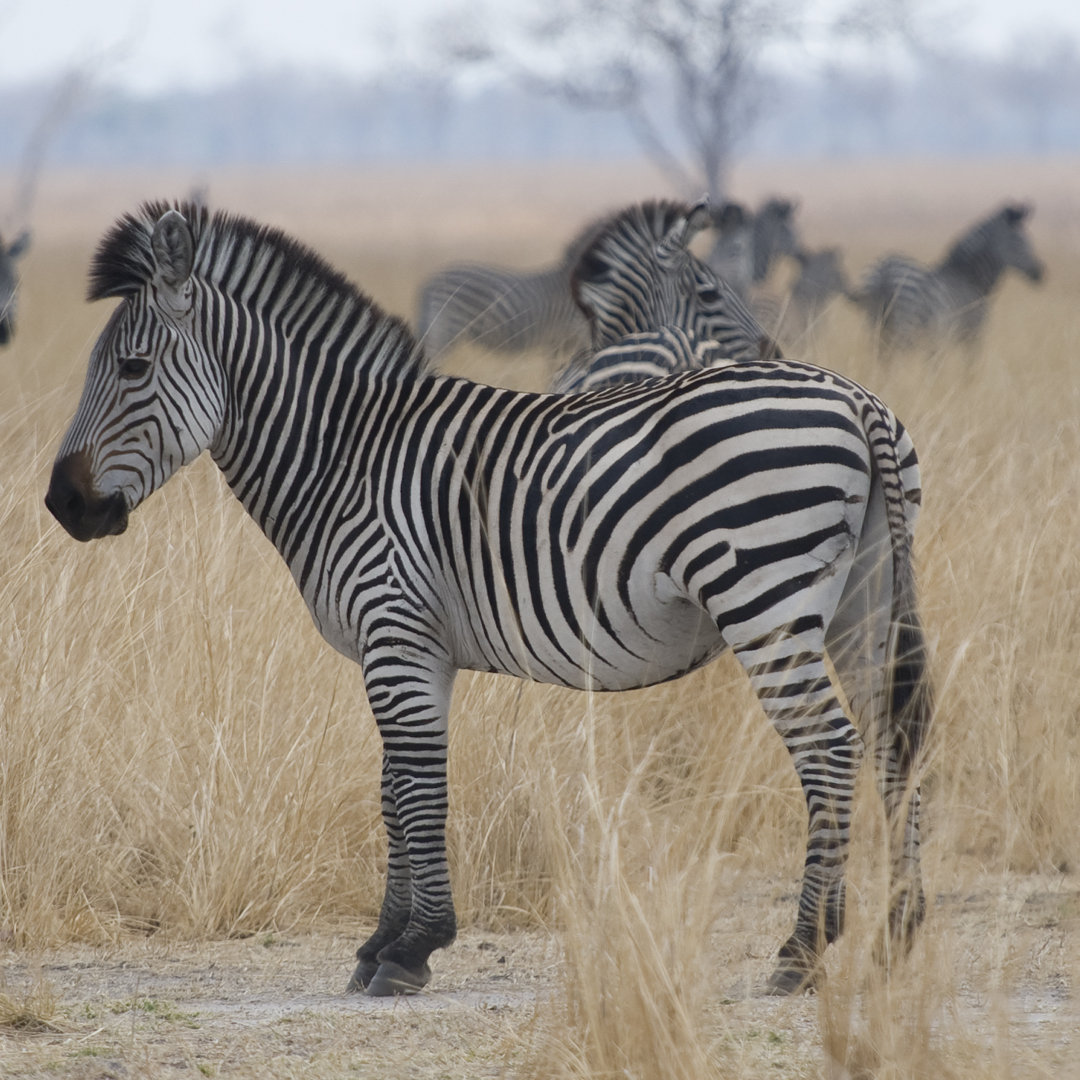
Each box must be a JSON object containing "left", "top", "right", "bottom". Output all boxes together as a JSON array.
[{"left": 1, "top": 156, "right": 1079, "bottom": 1077}]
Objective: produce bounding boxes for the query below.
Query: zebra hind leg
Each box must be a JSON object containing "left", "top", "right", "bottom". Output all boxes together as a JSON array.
[
  {"left": 733, "top": 625, "right": 864, "bottom": 995},
  {"left": 824, "top": 520, "right": 929, "bottom": 967}
]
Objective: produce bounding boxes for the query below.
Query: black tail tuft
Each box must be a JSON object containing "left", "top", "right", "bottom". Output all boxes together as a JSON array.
[{"left": 889, "top": 607, "right": 933, "bottom": 773}]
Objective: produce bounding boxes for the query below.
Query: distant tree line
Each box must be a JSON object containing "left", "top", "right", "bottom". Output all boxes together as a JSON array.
[{"left": 0, "top": 45, "right": 1078, "bottom": 171}]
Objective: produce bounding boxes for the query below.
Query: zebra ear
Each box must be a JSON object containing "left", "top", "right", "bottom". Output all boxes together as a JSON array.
[
  {"left": 1004, "top": 203, "right": 1032, "bottom": 226},
  {"left": 712, "top": 201, "right": 748, "bottom": 232},
  {"left": 151, "top": 210, "right": 195, "bottom": 287},
  {"left": 685, "top": 199, "right": 713, "bottom": 240},
  {"left": 7, "top": 230, "right": 30, "bottom": 259}
]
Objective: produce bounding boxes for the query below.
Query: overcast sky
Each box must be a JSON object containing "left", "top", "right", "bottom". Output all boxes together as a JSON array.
[{"left": 3, "top": 0, "right": 1080, "bottom": 93}]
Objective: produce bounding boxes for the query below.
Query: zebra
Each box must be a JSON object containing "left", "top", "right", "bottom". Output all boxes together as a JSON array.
[
  {"left": 0, "top": 230, "right": 31, "bottom": 345},
  {"left": 567, "top": 197, "right": 782, "bottom": 363},
  {"left": 706, "top": 196, "right": 800, "bottom": 297},
  {"left": 415, "top": 217, "right": 598, "bottom": 362},
  {"left": 47, "top": 200, "right": 933, "bottom": 998},
  {"left": 775, "top": 246, "right": 851, "bottom": 347},
  {"left": 848, "top": 202, "right": 1045, "bottom": 358}
]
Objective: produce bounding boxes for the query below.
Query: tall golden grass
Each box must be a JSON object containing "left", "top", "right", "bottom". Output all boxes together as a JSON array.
[{"left": 2, "top": 160, "right": 1078, "bottom": 1076}]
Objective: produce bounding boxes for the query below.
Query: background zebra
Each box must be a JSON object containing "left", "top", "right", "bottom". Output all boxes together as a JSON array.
[
  {"left": 705, "top": 196, "right": 800, "bottom": 298},
  {"left": 774, "top": 246, "right": 851, "bottom": 348},
  {"left": 0, "top": 230, "right": 31, "bottom": 346},
  {"left": 415, "top": 217, "right": 598, "bottom": 362},
  {"left": 566, "top": 197, "right": 782, "bottom": 363},
  {"left": 47, "top": 200, "right": 932, "bottom": 999},
  {"left": 848, "top": 202, "right": 1045, "bottom": 357}
]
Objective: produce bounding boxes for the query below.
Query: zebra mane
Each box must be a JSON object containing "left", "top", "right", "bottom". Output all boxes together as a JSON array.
[
  {"left": 942, "top": 203, "right": 1029, "bottom": 265},
  {"left": 89, "top": 199, "right": 429, "bottom": 379}
]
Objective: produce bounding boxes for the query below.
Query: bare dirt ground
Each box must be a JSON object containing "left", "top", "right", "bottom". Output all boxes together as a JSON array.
[{"left": 1, "top": 868, "right": 1076, "bottom": 1079}]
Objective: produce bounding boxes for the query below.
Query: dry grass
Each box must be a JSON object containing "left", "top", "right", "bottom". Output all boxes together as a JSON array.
[{"left": 2, "top": 158, "right": 1079, "bottom": 1077}]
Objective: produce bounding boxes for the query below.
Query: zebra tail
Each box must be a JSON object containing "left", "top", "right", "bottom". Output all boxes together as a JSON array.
[
  {"left": 864, "top": 402, "right": 935, "bottom": 773},
  {"left": 887, "top": 547, "right": 934, "bottom": 774}
]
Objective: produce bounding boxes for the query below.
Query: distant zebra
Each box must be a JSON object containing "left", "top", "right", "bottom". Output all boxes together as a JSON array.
[
  {"left": 0, "top": 230, "right": 31, "bottom": 345},
  {"left": 706, "top": 196, "right": 800, "bottom": 296},
  {"left": 568, "top": 197, "right": 782, "bottom": 362},
  {"left": 848, "top": 203, "right": 1045, "bottom": 357},
  {"left": 776, "top": 246, "right": 850, "bottom": 345},
  {"left": 48, "top": 200, "right": 933, "bottom": 999},
  {"left": 416, "top": 219, "right": 597, "bottom": 361}
]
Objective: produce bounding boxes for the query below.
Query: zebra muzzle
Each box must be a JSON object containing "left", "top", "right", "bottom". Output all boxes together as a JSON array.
[{"left": 45, "top": 453, "right": 129, "bottom": 542}]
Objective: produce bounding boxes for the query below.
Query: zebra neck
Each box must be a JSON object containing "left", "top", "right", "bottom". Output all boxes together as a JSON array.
[
  {"left": 209, "top": 316, "right": 424, "bottom": 552},
  {"left": 938, "top": 240, "right": 1003, "bottom": 295}
]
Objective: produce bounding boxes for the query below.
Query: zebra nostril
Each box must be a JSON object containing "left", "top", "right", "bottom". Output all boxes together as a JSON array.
[{"left": 63, "top": 488, "right": 85, "bottom": 518}]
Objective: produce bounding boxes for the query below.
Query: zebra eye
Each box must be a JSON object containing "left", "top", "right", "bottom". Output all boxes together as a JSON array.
[{"left": 118, "top": 355, "right": 151, "bottom": 379}]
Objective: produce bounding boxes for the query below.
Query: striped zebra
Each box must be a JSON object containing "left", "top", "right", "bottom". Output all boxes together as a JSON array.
[
  {"left": 47, "top": 200, "right": 933, "bottom": 998},
  {"left": 776, "top": 246, "right": 851, "bottom": 346},
  {"left": 568, "top": 197, "right": 782, "bottom": 362},
  {"left": 415, "top": 219, "right": 597, "bottom": 362},
  {"left": 848, "top": 203, "right": 1045, "bottom": 357},
  {"left": 0, "top": 229, "right": 31, "bottom": 345},
  {"left": 706, "top": 197, "right": 800, "bottom": 297}
]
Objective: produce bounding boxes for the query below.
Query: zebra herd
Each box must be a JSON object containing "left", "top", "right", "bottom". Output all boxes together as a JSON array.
[
  {"left": 45, "top": 187, "right": 1040, "bottom": 1000},
  {"left": 418, "top": 196, "right": 1044, "bottom": 364}
]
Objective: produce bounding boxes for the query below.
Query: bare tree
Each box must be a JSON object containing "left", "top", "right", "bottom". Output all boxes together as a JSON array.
[
  {"left": 434, "top": 0, "right": 956, "bottom": 200},
  {"left": 436, "top": 0, "right": 806, "bottom": 202}
]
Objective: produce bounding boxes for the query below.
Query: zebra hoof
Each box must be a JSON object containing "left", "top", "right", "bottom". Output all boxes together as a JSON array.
[
  {"left": 346, "top": 956, "right": 380, "bottom": 993},
  {"left": 365, "top": 959, "right": 432, "bottom": 997},
  {"left": 763, "top": 962, "right": 819, "bottom": 996}
]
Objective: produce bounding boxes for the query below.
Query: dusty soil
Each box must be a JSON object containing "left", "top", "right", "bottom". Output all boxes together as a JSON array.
[{"left": 0, "top": 869, "right": 1076, "bottom": 1079}]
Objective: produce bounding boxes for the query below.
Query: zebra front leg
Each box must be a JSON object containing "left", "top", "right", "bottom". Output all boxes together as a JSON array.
[
  {"left": 347, "top": 752, "right": 413, "bottom": 992},
  {"left": 353, "top": 649, "right": 458, "bottom": 996},
  {"left": 734, "top": 631, "right": 864, "bottom": 995}
]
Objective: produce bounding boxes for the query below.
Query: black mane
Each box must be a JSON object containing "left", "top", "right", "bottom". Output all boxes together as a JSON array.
[{"left": 88, "top": 199, "right": 429, "bottom": 378}]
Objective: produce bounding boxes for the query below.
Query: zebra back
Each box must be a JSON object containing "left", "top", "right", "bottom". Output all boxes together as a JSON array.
[
  {"left": 549, "top": 326, "right": 727, "bottom": 394},
  {"left": 415, "top": 217, "right": 603, "bottom": 362}
]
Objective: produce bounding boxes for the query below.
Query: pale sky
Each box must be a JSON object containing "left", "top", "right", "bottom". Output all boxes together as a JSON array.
[{"left": 2, "top": 0, "right": 1079, "bottom": 93}]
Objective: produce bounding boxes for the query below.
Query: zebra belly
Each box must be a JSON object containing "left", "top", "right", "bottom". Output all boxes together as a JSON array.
[{"left": 449, "top": 568, "right": 729, "bottom": 692}]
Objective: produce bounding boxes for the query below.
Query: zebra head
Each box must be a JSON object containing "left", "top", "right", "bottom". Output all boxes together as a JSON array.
[
  {"left": 46, "top": 203, "right": 226, "bottom": 542},
  {"left": 792, "top": 247, "right": 849, "bottom": 305},
  {"left": 0, "top": 229, "right": 31, "bottom": 346},
  {"left": 752, "top": 197, "right": 800, "bottom": 283},
  {"left": 570, "top": 198, "right": 712, "bottom": 346},
  {"left": 996, "top": 203, "right": 1044, "bottom": 283}
]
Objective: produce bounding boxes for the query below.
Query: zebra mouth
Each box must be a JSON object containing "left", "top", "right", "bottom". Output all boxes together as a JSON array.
[{"left": 45, "top": 456, "right": 130, "bottom": 542}]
